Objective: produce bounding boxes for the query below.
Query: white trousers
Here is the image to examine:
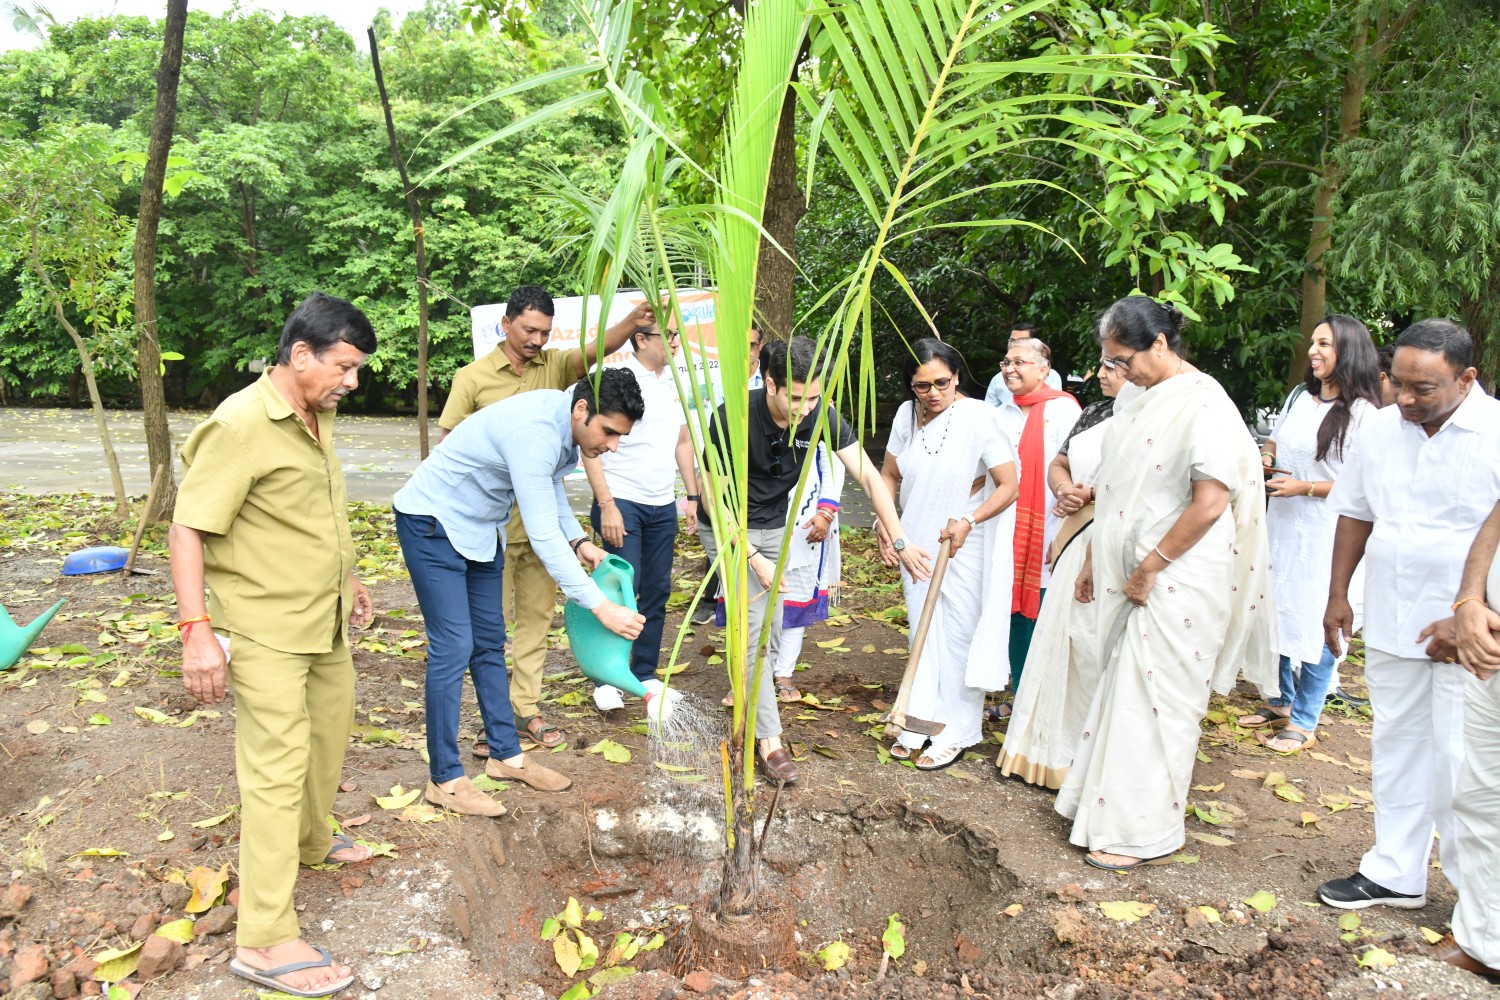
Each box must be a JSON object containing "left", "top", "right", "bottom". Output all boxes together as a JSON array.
[
  {"left": 1455, "top": 672, "right": 1500, "bottom": 965},
  {"left": 1359, "top": 648, "right": 1466, "bottom": 896}
]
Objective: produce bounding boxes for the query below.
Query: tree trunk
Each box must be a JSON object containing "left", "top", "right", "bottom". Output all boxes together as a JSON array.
[
  {"left": 56, "top": 303, "right": 127, "bottom": 516},
  {"left": 1292, "top": 3, "right": 1417, "bottom": 385},
  {"left": 134, "top": 0, "right": 189, "bottom": 520},
  {"left": 753, "top": 80, "right": 806, "bottom": 341},
  {"left": 369, "top": 26, "right": 431, "bottom": 459}
]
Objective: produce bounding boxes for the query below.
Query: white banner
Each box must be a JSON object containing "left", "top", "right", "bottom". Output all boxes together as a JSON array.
[{"left": 470, "top": 289, "right": 725, "bottom": 404}]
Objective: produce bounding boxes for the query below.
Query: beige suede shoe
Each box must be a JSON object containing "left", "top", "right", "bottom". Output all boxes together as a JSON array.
[
  {"left": 486, "top": 756, "right": 573, "bottom": 792},
  {"left": 425, "top": 776, "right": 506, "bottom": 817}
]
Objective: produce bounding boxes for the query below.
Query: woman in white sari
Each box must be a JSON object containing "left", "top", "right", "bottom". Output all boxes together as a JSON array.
[
  {"left": 997, "top": 360, "right": 1131, "bottom": 788},
  {"left": 877, "top": 339, "right": 1018, "bottom": 769},
  {"left": 1058, "top": 297, "right": 1277, "bottom": 870}
]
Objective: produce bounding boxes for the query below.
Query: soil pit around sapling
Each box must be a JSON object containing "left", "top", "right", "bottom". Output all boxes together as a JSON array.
[{"left": 448, "top": 795, "right": 1062, "bottom": 989}]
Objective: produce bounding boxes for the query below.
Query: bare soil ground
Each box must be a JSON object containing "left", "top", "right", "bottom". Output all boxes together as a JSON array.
[{"left": 0, "top": 493, "right": 1489, "bottom": 999}]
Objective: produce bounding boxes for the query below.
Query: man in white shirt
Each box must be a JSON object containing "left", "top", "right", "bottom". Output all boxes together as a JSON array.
[
  {"left": 1320, "top": 318, "right": 1500, "bottom": 910},
  {"left": 584, "top": 323, "right": 701, "bottom": 710},
  {"left": 985, "top": 322, "right": 1062, "bottom": 407}
]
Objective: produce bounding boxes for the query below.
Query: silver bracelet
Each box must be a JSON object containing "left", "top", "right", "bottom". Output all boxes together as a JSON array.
[{"left": 1153, "top": 545, "right": 1174, "bottom": 563}]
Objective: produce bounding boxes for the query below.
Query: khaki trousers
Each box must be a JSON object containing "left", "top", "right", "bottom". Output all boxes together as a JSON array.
[
  {"left": 225, "top": 628, "right": 355, "bottom": 948},
  {"left": 502, "top": 526, "right": 557, "bottom": 720}
]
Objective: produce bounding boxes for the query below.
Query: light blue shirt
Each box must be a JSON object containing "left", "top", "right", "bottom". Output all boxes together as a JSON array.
[
  {"left": 393, "top": 391, "right": 606, "bottom": 608},
  {"left": 985, "top": 367, "right": 1062, "bottom": 407}
]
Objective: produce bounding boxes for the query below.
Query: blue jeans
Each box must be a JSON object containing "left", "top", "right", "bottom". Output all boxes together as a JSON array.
[
  {"left": 1268, "top": 647, "right": 1337, "bottom": 732},
  {"left": 395, "top": 511, "right": 522, "bottom": 783},
  {"left": 591, "top": 498, "right": 676, "bottom": 681}
]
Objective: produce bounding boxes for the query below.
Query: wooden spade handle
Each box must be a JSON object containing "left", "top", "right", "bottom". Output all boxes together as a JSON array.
[{"left": 890, "top": 528, "right": 955, "bottom": 725}]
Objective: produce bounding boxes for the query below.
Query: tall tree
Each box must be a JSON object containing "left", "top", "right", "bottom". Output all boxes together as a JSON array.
[
  {"left": 133, "top": 0, "right": 188, "bottom": 519},
  {"left": 1292, "top": 0, "right": 1417, "bottom": 383}
]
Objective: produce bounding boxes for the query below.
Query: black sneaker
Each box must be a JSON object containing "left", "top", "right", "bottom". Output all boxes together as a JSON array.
[
  {"left": 1317, "top": 872, "right": 1426, "bottom": 910},
  {"left": 690, "top": 603, "right": 716, "bottom": 626}
]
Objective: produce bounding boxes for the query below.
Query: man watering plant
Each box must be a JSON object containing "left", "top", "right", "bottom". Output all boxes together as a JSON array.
[
  {"left": 169, "top": 292, "right": 377, "bottom": 999},
  {"left": 393, "top": 369, "right": 648, "bottom": 817}
]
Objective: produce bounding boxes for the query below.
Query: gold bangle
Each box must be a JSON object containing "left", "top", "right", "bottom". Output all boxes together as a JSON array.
[
  {"left": 1453, "top": 595, "right": 1487, "bottom": 613},
  {"left": 1307, "top": 482, "right": 1317, "bottom": 498}
]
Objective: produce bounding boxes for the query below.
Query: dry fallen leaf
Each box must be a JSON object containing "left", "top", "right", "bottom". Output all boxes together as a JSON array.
[{"left": 1099, "top": 901, "right": 1157, "bottom": 923}]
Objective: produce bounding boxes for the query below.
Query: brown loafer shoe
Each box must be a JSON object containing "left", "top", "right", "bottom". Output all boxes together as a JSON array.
[
  {"left": 1436, "top": 943, "right": 1500, "bottom": 983},
  {"left": 486, "top": 756, "right": 573, "bottom": 792},
  {"left": 757, "top": 747, "right": 800, "bottom": 785},
  {"left": 425, "top": 776, "right": 505, "bottom": 817}
]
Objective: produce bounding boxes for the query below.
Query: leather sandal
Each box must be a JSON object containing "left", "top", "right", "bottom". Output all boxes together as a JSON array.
[
  {"left": 1237, "top": 704, "right": 1290, "bottom": 730},
  {"left": 517, "top": 715, "right": 565, "bottom": 749},
  {"left": 776, "top": 679, "right": 802, "bottom": 702},
  {"left": 1259, "top": 725, "right": 1317, "bottom": 753},
  {"left": 757, "top": 747, "right": 800, "bottom": 785}
]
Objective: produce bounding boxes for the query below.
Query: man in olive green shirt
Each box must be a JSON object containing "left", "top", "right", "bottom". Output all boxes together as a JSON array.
[
  {"left": 170, "top": 292, "right": 377, "bottom": 999},
  {"left": 439, "top": 285, "right": 653, "bottom": 752}
]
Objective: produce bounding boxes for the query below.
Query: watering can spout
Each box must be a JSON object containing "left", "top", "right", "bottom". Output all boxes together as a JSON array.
[
  {"left": 564, "top": 555, "right": 649, "bottom": 698},
  {"left": 1, "top": 598, "right": 67, "bottom": 672}
]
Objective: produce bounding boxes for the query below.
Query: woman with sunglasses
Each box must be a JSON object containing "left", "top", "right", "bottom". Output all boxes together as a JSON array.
[
  {"left": 877, "top": 339, "right": 1019, "bottom": 769},
  {"left": 1058, "top": 295, "right": 1276, "bottom": 871},
  {"left": 998, "top": 355, "right": 1134, "bottom": 788}
]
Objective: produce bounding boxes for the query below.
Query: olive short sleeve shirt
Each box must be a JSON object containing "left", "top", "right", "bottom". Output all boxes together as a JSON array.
[
  {"left": 437, "top": 345, "right": 578, "bottom": 430},
  {"left": 174, "top": 371, "right": 355, "bottom": 655}
]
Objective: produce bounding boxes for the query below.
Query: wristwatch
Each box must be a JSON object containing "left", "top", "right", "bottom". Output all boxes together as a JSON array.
[
  {"left": 961, "top": 513, "right": 977, "bottom": 527},
  {"left": 893, "top": 537, "right": 907, "bottom": 553}
]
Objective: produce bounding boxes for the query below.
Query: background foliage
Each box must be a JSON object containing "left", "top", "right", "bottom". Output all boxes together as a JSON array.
[{"left": 0, "top": 0, "right": 1496, "bottom": 416}]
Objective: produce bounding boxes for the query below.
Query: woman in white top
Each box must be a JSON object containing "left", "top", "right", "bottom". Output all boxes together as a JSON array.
[
  {"left": 878, "top": 339, "right": 1019, "bottom": 769},
  {"left": 1238, "top": 315, "right": 1381, "bottom": 752}
]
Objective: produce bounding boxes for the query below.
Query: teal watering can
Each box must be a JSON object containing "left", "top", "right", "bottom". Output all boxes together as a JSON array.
[
  {"left": 564, "top": 554, "right": 649, "bottom": 698},
  {"left": 1, "top": 598, "right": 66, "bottom": 671}
]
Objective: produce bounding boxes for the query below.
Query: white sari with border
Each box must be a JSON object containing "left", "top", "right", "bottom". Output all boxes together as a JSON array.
[{"left": 1056, "top": 372, "right": 1277, "bottom": 857}]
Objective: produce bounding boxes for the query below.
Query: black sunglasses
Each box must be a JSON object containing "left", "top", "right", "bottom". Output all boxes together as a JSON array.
[{"left": 769, "top": 439, "right": 786, "bottom": 477}]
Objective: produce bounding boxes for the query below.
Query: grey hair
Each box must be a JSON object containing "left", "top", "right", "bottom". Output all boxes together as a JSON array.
[{"left": 1009, "top": 337, "right": 1051, "bottom": 367}]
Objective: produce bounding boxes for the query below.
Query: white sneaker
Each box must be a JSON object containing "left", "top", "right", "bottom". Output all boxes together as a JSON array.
[{"left": 592, "top": 685, "right": 625, "bottom": 712}]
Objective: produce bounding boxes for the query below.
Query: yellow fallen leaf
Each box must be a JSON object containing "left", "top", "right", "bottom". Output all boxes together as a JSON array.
[
  {"left": 74, "top": 847, "right": 129, "bottom": 858},
  {"left": 1187, "top": 831, "right": 1234, "bottom": 847},
  {"left": 1274, "top": 784, "right": 1306, "bottom": 803},
  {"left": 90, "top": 943, "right": 142, "bottom": 982},
  {"left": 1231, "top": 768, "right": 1266, "bottom": 780},
  {"left": 1099, "top": 901, "right": 1157, "bottom": 923},
  {"left": 817, "top": 940, "right": 850, "bottom": 970},
  {"left": 154, "top": 919, "right": 195, "bottom": 944},
  {"left": 374, "top": 784, "right": 422, "bottom": 810},
  {"left": 1242, "top": 890, "right": 1277, "bottom": 913},
  {"left": 1300, "top": 811, "right": 1320, "bottom": 826},
  {"left": 1196, "top": 905, "right": 1222, "bottom": 924},
  {"left": 1419, "top": 926, "right": 1444, "bottom": 945},
  {"left": 1357, "top": 945, "right": 1397, "bottom": 969},
  {"left": 587, "top": 738, "right": 631, "bottom": 764},
  {"left": 1262, "top": 771, "right": 1286, "bottom": 788},
  {"left": 186, "top": 865, "right": 230, "bottom": 914},
  {"left": 1002, "top": 903, "right": 1023, "bottom": 917},
  {"left": 815, "top": 638, "right": 846, "bottom": 649},
  {"left": 1191, "top": 782, "right": 1224, "bottom": 792},
  {"left": 191, "top": 807, "right": 238, "bottom": 829},
  {"left": 554, "top": 930, "right": 582, "bottom": 977},
  {"left": 397, "top": 803, "right": 443, "bottom": 823}
]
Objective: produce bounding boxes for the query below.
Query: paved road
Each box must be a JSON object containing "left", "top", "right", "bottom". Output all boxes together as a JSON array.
[{"left": 0, "top": 407, "right": 879, "bottom": 521}]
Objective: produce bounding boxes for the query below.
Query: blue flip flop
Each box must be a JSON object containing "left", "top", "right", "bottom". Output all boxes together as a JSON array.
[{"left": 230, "top": 946, "right": 354, "bottom": 998}]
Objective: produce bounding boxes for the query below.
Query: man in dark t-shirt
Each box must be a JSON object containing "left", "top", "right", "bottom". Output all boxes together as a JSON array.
[{"left": 698, "top": 336, "right": 929, "bottom": 784}]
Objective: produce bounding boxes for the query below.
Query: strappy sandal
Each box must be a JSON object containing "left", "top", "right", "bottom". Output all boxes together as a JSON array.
[
  {"left": 471, "top": 737, "right": 491, "bottom": 759},
  {"left": 1259, "top": 725, "right": 1317, "bottom": 754},
  {"left": 889, "top": 741, "right": 924, "bottom": 761},
  {"left": 1085, "top": 849, "right": 1179, "bottom": 872},
  {"left": 776, "top": 679, "right": 801, "bottom": 702},
  {"left": 915, "top": 745, "right": 965, "bottom": 771},
  {"left": 517, "top": 715, "right": 565, "bottom": 749},
  {"left": 1237, "top": 704, "right": 1291, "bottom": 730},
  {"left": 319, "top": 832, "right": 371, "bottom": 865}
]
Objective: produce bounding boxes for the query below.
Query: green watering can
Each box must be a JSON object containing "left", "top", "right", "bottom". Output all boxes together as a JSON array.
[
  {"left": 565, "top": 554, "right": 651, "bottom": 698},
  {"left": 1, "top": 599, "right": 66, "bottom": 671}
]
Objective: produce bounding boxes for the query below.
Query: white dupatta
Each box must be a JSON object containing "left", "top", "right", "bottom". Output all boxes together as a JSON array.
[{"left": 1092, "top": 373, "right": 1278, "bottom": 696}]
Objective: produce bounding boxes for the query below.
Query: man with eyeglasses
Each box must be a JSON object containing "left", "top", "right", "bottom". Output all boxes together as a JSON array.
[
  {"left": 985, "top": 322, "right": 1063, "bottom": 408},
  {"left": 698, "top": 336, "right": 930, "bottom": 784},
  {"left": 994, "top": 336, "right": 1080, "bottom": 701},
  {"left": 582, "top": 321, "right": 701, "bottom": 712}
]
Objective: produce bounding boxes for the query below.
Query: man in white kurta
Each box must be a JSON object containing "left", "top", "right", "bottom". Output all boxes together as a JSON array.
[{"left": 1319, "top": 319, "right": 1500, "bottom": 910}]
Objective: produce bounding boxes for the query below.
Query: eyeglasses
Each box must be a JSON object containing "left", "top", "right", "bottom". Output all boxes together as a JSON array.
[
  {"left": 999, "top": 358, "right": 1038, "bottom": 370},
  {"left": 1098, "top": 350, "right": 1137, "bottom": 372},
  {"left": 910, "top": 376, "right": 954, "bottom": 394},
  {"left": 769, "top": 439, "right": 786, "bottom": 477}
]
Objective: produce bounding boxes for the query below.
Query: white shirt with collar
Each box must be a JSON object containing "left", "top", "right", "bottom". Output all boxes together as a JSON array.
[
  {"left": 997, "top": 391, "right": 1081, "bottom": 586},
  {"left": 600, "top": 354, "right": 685, "bottom": 506},
  {"left": 1327, "top": 386, "right": 1500, "bottom": 659}
]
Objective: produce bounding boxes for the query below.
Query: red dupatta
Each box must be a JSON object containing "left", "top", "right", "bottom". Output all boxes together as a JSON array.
[{"left": 1011, "top": 385, "right": 1075, "bottom": 618}]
